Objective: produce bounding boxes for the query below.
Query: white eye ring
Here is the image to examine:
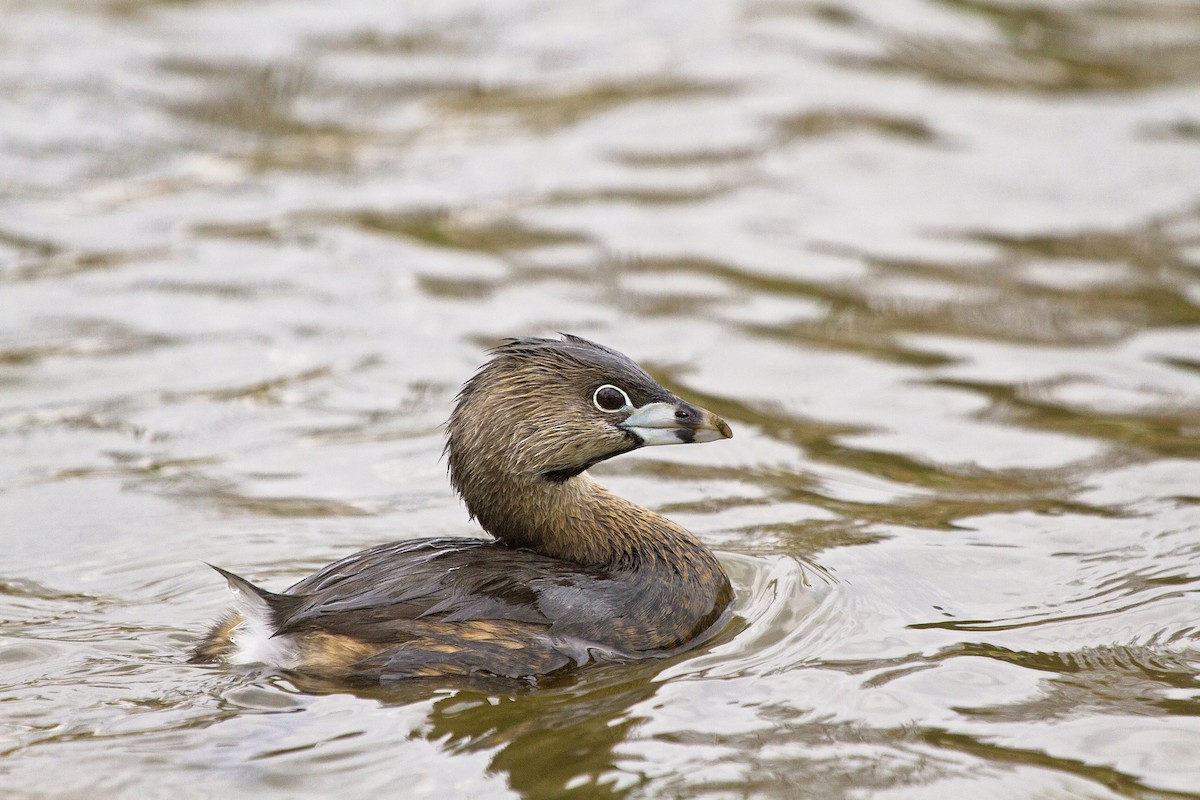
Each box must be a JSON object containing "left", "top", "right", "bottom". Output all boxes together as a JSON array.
[{"left": 592, "top": 384, "right": 632, "bottom": 413}]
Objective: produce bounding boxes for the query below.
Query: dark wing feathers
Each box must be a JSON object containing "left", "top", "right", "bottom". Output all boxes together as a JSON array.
[{"left": 264, "top": 539, "right": 620, "bottom": 644}]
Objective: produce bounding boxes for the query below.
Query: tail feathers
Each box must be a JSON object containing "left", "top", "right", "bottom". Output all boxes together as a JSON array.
[
  {"left": 205, "top": 564, "right": 300, "bottom": 635},
  {"left": 204, "top": 564, "right": 303, "bottom": 667}
]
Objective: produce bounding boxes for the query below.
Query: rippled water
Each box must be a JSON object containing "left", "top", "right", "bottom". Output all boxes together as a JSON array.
[{"left": 3, "top": 0, "right": 1200, "bottom": 797}]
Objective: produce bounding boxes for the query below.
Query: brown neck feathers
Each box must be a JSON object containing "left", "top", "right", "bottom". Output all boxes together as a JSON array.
[{"left": 454, "top": 470, "right": 703, "bottom": 569}]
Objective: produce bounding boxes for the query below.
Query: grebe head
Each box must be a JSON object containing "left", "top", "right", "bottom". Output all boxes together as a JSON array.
[{"left": 446, "top": 334, "right": 731, "bottom": 499}]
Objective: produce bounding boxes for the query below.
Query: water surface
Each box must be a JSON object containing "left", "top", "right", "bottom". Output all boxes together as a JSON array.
[{"left": 2, "top": 1, "right": 1200, "bottom": 798}]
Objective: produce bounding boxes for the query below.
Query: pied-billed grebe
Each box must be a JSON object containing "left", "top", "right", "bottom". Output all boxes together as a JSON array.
[{"left": 193, "top": 335, "right": 734, "bottom": 683}]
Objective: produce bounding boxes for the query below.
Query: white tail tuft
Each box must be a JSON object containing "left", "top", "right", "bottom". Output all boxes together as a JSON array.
[{"left": 219, "top": 572, "right": 301, "bottom": 669}]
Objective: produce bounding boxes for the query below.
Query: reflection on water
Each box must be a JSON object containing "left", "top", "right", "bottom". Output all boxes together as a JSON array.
[
  {"left": 838, "top": 0, "right": 1200, "bottom": 93},
  {"left": 2, "top": 0, "right": 1199, "bottom": 798}
]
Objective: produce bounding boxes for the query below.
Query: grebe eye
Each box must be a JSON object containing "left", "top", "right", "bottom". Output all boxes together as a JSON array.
[{"left": 592, "top": 384, "right": 631, "bottom": 413}]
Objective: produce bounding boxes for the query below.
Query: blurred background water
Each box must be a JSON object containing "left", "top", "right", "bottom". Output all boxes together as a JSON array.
[{"left": 2, "top": 0, "right": 1200, "bottom": 798}]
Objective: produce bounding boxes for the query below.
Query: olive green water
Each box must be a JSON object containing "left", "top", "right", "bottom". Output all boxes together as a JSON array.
[{"left": 2, "top": 1, "right": 1200, "bottom": 798}]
